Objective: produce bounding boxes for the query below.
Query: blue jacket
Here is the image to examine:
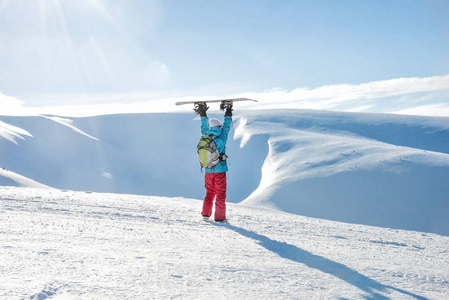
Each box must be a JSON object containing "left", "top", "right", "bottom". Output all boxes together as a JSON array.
[{"left": 201, "top": 116, "right": 232, "bottom": 173}]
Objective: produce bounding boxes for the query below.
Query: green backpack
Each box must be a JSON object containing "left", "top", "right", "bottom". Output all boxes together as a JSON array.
[{"left": 197, "top": 134, "right": 221, "bottom": 170}]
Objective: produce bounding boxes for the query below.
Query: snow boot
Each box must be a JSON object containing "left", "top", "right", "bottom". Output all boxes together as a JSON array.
[{"left": 215, "top": 219, "right": 229, "bottom": 223}]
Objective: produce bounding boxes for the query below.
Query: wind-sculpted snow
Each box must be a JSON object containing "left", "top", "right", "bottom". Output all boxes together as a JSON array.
[
  {"left": 0, "top": 113, "right": 263, "bottom": 202},
  {"left": 1, "top": 110, "right": 449, "bottom": 235},
  {"left": 42, "top": 116, "right": 99, "bottom": 141},
  {"left": 236, "top": 110, "right": 449, "bottom": 202},
  {"left": 0, "top": 120, "right": 32, "bottom": 144},
  {"left": 235, "top": 110, "right": 449, "bottom": 235},
  {"left": 1, "top": 187, "right": 448, "bottom": 299},
  {"left": 0, "top": 168, "right": 53, "bottom": 189}
]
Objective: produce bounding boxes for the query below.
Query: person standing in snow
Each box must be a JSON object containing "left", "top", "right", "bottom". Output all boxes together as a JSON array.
[{"left": 195, "top": 102, "right": 232, "bottom": 222}]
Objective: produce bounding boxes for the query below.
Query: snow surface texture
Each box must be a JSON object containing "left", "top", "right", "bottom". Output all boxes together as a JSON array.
[
  {"left": 1, "top": 110, "right": 449, "bottom": 236},
  {"left": 1, "top": 187, "right": 448, "bottom": 299}
]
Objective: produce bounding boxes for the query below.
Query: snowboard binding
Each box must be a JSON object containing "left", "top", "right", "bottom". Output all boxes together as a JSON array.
[{"left": 219, "top": 100, "right": 233, "bottom": 111}]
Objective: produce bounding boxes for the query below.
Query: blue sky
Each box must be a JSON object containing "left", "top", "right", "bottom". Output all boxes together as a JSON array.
[{"left": 0, "top": 0, "right": 448, "bottom": 116}]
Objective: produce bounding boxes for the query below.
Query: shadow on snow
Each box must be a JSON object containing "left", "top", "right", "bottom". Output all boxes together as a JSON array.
[{"left": 222, "top": 224, "right": 427, "bottom": 300}]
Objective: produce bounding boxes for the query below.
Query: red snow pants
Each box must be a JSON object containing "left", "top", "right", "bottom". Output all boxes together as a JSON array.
[{"left": 201, "top": 172, "right": 227, "bottom": 221}]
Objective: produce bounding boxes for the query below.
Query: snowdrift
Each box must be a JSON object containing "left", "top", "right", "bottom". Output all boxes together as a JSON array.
[
  {"left": 236, "top": 110, "right": 449, "bottom": 236},
  {"left": 1, "top": 109, "right": 448, "bottom": 235}
]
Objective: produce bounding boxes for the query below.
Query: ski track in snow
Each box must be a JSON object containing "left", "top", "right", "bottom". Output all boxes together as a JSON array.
[{"left": 1, "top": 187, "right": 448, "bottom": 299}]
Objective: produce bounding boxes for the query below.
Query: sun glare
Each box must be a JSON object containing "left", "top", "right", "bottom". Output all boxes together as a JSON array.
[{"left": 5, "top": 0, "right": 128, "bottom": 92}]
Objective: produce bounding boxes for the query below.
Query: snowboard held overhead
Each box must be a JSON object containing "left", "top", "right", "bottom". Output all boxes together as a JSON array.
[{"left": 175, "top": 97, "right": 257, "bottom": 107}]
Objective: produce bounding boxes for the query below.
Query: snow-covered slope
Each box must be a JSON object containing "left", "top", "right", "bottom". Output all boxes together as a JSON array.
[
  {"left": 0, "top": 168, "right": 53, "bottom": 189},
  {"left": 1, "top": 110, "right": 448, "bottom": 236},
  {"left": 0, "top": 119, "right": 32, "bottom": 144},
  {"left": 1, "top": 187, "right": 448, "bottom": 299},
  {"left": 0, "top": 113, "right": 263, "bottom": 201},
  {"left": 235, "top": 110, "right": 449, "bottom": 236}
]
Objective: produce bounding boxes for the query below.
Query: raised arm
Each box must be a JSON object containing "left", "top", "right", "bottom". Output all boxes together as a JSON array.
[
  {"left": 194, "top": 103, "right": 209, "bottom": 134},
  {"left": 220, "top": 103, "right": 233, "bottom": 143},
  {"left": 201, "top": 116, "right": 209, "bottom": 134}
]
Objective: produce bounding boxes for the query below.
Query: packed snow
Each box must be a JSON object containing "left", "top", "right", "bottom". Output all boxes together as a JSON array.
[{"left": 1, "top": 187, "right": 448, "bottom": 299}]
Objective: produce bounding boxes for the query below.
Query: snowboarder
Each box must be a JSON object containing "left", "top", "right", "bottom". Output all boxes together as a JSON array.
[{"left": 195, "top": 102, "right": 233, "bottom": 222}]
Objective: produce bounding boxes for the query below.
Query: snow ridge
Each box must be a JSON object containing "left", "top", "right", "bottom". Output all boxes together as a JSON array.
[
  {"left": 0, "top": 120, "right": 32, "bottom": 144},
  {"left": 234, "top": 110, "right": 449, "bottom": 235},
  {"left": 1, "top": 110, "right": 449, "bottom": 235},
  {"left": 0, "top": 168, "right": 53, "bottom": 189},
  {"left": 237, "top": 113, "right": 449, "bottom": 206},
  {"left": 43, "top": 116, "right": 99, "bottom": 141}
]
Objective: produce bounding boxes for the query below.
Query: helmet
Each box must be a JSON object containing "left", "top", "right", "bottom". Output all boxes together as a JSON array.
[{"left": 209, "top": 118, "right": 222, "bottom": 128}]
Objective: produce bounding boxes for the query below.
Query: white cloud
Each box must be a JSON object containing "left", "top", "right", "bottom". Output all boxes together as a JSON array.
[
  {"left": 0, "top": 92, "right": 36, "bottom": 116},
  {"left": 393, "top": 103, "right": 449, "bottom": 117},
  {"left": 1, "top": 74, "right": 449, "bottom": 117},
  {"left": 230, "top": 74, "right": 449, "bottom": 113}
]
